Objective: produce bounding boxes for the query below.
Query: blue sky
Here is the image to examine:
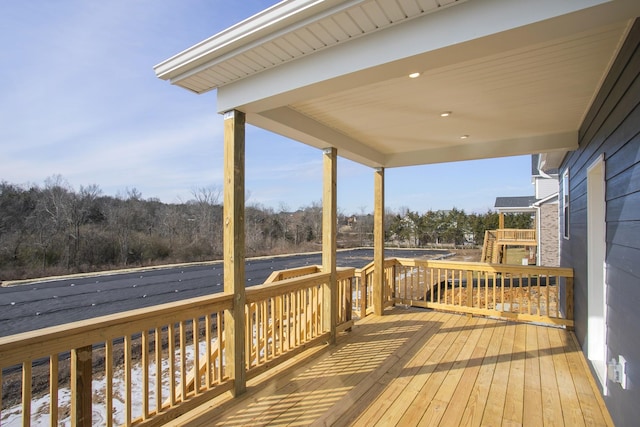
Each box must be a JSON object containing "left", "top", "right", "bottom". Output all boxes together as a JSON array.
[{"left": 0, "top": 1, "right": 533, "bottom": 215}]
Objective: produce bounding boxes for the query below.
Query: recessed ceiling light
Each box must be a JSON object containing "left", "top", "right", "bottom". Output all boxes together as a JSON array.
[
  {"left": 409, "top": 72, "right": 420, "bottom": 79},
  {"left": 440, "top": 111, "right": 452, "bottom": 117},
  {"left": 460, "top": 135, "right": 470, "bottom": 139}
]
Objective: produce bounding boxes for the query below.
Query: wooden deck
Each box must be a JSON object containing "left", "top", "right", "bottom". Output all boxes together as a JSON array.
[{"left": 167, "top": 308, "right": 612, "bottom": 427}]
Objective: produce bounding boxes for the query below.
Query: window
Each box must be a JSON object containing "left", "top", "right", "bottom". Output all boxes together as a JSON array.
[{"left": 562, "top": 169, "right": 570, "bottom": 239}]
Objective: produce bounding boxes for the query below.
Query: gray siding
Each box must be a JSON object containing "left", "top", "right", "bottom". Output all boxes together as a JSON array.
[{"left": 559, "top": 19, "right": 640, "bottom": 427}]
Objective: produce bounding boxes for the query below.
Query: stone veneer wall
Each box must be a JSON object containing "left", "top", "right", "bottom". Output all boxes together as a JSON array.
[{"left": 539, "top": 202, "right": 559, "bottom": 267}]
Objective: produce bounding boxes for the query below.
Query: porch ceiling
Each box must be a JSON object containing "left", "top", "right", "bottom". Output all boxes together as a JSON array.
[{"left": 155, "top": 0, "right": 640, "bottom": 168}]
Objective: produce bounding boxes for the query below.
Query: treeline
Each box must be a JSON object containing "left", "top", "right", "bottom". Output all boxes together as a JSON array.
[
  {"left": 0, "top": 177, "right": 531, "bottom": 280},
  {"left": 386, "top": 207, "right": 532, "bottom": 247}
]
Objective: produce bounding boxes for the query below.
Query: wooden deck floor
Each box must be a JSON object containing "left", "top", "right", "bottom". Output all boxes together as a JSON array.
[{"left": 168, "top": 308, "right": 612, "bottom": 426}]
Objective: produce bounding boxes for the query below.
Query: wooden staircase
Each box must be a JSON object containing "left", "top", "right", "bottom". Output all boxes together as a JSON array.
[
  {"left": 481, "top": 230, "right": 501, "bottom": 263},
  {"left": 480, "top": 230, "right": 505, "bottom": 264},
  {"left": 481, "top": 228, "right": 536, "bottom": 264}
]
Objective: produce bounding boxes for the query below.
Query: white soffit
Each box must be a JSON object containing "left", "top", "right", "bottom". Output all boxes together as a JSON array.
[
  {"left": 155, "top": 0, "right": 468, "bottom": 92},
  {"left": 155, "top": 0, "right": 640, "bottom": 168},
  {"left": 284, "top": 20, "right": 628, "bottom": 167}
]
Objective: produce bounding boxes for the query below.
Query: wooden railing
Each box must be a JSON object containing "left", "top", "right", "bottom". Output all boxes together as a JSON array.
[
  {"left": 354, "top": 258, "right": 573, "bottom": 327},
  {"left": 336, "top": 268, "right": 355, "bottom": 329},
  {"left": 480, "top": 230, "right": 496, "bottom": 262},
  {"left": 264, "top": 265, "right": 321, "bottom": 283},
  {"left": 0, "top": 269, "right": 354, "bottom": 426},
  {"left": 495, "top": 228, "right": 536, "bottom": 243},
  {"left": 353, "top": 259, "right": 396, "bottom": 318},
  {"left": 481, "top": 229, "right": 537, "bottom": 263},
  {"left": 244, "top": 267, "right": 354, "bottom": 378},
  {"left": 0, "top": 293, "right": 233, "bottom": 427},
  {"left": 0, "top": 258, "right": 572, "bottom": 425}
]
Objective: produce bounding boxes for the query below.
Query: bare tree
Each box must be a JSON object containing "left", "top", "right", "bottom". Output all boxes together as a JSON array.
[{"left": 190, "top": 186, "right": 222, "bottom": 255}]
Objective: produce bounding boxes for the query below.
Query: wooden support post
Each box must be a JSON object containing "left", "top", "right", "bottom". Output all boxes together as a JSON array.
[
  {"left": 71, "top": 345, "right": 92, "bottom": 426},
  {"left": 565, "top": 276, "right": 574, "bottom": 322},
  {"left": 223, "top": 109, "right": 246, "bottom": 396},
  {"left": 499, "top": 212, "right": 505, "bottom": 229},
  {"left": 373, "top": 167, "right": 385, "bottom": 316},
  {"left": 322, "top": 147, "right": 337, "bottom": 344}
]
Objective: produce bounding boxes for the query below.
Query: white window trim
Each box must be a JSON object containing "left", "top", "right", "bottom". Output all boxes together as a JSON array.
[{"left": 562, "top": 169, "right": 570, "bottom": 239}]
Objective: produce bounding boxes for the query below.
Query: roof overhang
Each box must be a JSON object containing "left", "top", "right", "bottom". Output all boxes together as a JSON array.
[
  {"left": 496, "top": 207, "right": 537, "bottom": 214},
  {"left": 155, "top": 0, "right": 640, "bottom": 168},
  {"left": 538, "top": 151, "right": 568, "bottom": 173},
  {"left": 533, "top": 193, "right": 559, "bottom": 207}
]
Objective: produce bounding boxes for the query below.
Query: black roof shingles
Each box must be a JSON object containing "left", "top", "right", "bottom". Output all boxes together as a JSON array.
[{"left": 494, "top": 196, "right": 538, "bottom": 208}]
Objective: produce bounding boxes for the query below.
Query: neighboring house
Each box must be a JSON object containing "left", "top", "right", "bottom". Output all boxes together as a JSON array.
[
  {"left": 493, "top": 195, "right": 538, "bottom": 264},
  {"left": 533, "top": 194, "right": 560, "bottom": 267},
  {"left": 494, "top": 154, "right": 560, "bottom": 266},
  {"left": 531, "top": 154, "right": 561, "bottom": 267}
]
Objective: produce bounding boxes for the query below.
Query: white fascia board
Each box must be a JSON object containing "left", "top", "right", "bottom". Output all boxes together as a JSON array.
[
  {"left": 384, "top": 132, "right": 578, "bottom": 168},
  {"left": 253, "top": 107, "right": 385, "bottom": 166},
  {"left": 539, "top": 151, "right": 569, "bottom": 171},
  {"left": 154, "top": 0, "right": 350, "bottom": 81},
  {"left": 533, "top": 193, "right": 559, "bottom": 207},
  {"left": 154, "top": 0, "right": 364, "bottom": 83},
  {"left": 496, "top": 207, "right": 537, "bottom": 214},
  {"left": 217, "top": 0, "right": 614, "bottom": 113}
]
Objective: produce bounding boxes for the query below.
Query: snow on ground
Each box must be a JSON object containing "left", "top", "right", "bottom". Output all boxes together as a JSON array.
[{"left": 2, "top": 341, "right": 210, "bottom": 426}]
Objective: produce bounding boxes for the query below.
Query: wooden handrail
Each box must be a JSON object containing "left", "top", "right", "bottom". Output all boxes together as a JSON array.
[
  {"left": 264, "top": 265, "right": 322, "bottom": 283},
  {"left": 353, "top": 257, "right": 573, "bottom": 327},
  {"left": 0, "top": 292, "right": 234, "bottom": 426},
  {"left": 393, "top": 258, "right": 572, "bottom": 277},
  {"left": 245, "top": 268, "right": 355, "bottom": 303},
  {"left": 246, "top": 271, "right": 331, "bottom": 303},
  {"left": 480, "top": 230, "right": 491, "bottom": 262},
  {"left": 176, "top": 267, "right": 354, "bottom": 403},
  {"left": 353, "top": 259, "right": 397, "bottom": 317},
  {"left": 0, "top": 293, "right": 233, "bottom": 367},
  {"left": 392, "top": 258, "right": 574, "bottom": 327},
  {"left": 0, "top": 265, "right": 359, "bottom": 426},
  {"left": 495, "top": 228, "right": 536, "bottom": 242}
]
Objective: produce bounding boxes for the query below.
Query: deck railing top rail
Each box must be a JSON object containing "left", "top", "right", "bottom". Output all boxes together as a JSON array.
[
  {"left": 393, "top": 257, "right": 572, "bottom": 276},
  {"left": 351, "top": 257, "right": 574, "bottom": 327},
  {"left": 0, "top": 292, "right": 234, "bottom": 367},
  {"left": 494, "top": 228, "right": 537, "bottom": 242},
  {"left": 264, "top": 264, "right": 322, "bottom": 283},
  {"left": 246, "top": 267, "right": 354, "bottom": 303}
]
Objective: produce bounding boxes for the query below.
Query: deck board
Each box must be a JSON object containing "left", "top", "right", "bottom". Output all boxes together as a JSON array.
[
  {"left": 326, "top": 310, "right": 452, "bottom": 427},
  {"left": 548, "top": 328, "right": 586, "bottom": 427},
  {"left": 416, "top": 317, "right": 484, "bottom": 427},
  {"left": 477, "top": 320, "right": 512, "bottom": 426},
  {"left": 346, "top": 312, "right": 451, "bottom": 426},
  {"left": 503, "top": 323, "right": 526, "bottom": 426},
  {"left": 561, "top": 331, "right": 610, "bottom": 426},
  {"left": 380, "top": 315, "right": 479, "bottom": 426},
  {"left": 538, "top": 326, "right": 565, "bottom": 427},
  {"left": 167, "top": 307, "right": 612, "bottom": 427},
  {"left": 395, "top": 314, "right": 471, "bottom": 425},
  {"left": 524, "top": 324, "right": 543, "bottom": 427}
]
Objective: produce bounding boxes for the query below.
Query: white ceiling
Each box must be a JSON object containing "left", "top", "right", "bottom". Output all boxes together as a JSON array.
[{"left": 155, "top": 0, "right": 639, "bottom": 169}]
